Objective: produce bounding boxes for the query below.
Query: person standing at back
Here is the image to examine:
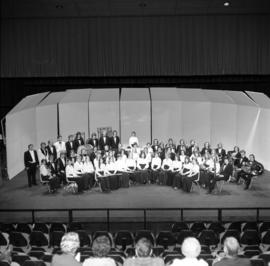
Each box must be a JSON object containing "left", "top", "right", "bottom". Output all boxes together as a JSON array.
[{"left": 24, "top": 144, "right": 39, "bottom": 187}]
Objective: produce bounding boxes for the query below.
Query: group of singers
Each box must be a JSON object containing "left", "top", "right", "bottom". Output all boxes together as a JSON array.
[{"left": 24, "top": 130, "right": 264, "bottom": 194}]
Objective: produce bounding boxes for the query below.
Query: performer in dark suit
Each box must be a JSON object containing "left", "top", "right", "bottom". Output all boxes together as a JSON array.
[
  {"left": 201, "top": 142, "right": 212, "bottom": 156},
  {"left": 151, "top": 139, "right": 160, "bottom": 153},
  {"left": 99, "top": 131, "right": 110, "bottom": 150},
  {"left": 215, "top": 143, "right": 226, "bottom": 165},
  {"left": 110, "top": 130, "right": 120, "bottom": 152},
  {"left": 186, "top": 140, "right": 196, "bottom": 157},
  {"left": 46, "top": 140, "right": 57, "bottom": 162},
  {"left": 55, "top": 152, "right": 67, "bottom": 185},
  {"left": 234, "top": 150, "right": 249, "bottom": 183},
  {"left": 65, "top": 135, "right": 75, "bottom": 158},
  {"left": 176, "top": 139, "right": 186, "bottom": 155},
  {"left": 237, "top": 154, "right": 264, "bottom": 190},
  {"left": 74, "top": 132, "right": 84, "bottom": 153},
  {"left": 24, "top": 144, "right": 39, "bottom": 187},
  {"left": 86, "top": 133, "right": 99, "bottom": 148},
  {"left": 207, "top": 157, "right": 233, "bottom": 194}
]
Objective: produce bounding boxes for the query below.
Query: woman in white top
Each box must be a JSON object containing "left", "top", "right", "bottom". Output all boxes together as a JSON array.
[
  {"left": 40, "top": 159, "right": 59, "bottom": 193},
  {"left": 105, "top": 155, "right": 120, "bottom": 190},
  {"left": 94, "top": 153, "right": 110, "bottom": 193},
  {"left": 82, "top": 155, "right": 95, "bottom": 190},
  {"left": 172, "top": 155, "right": 183, "bottom": 190},
  {"left": 200, "top": 154, "right": 214, "bottom": 187},
  {"left": 151, "top": 152, "right": 162, "bottom": 184},
  {"left": 136, "top": 151, "right": 150, "bottom": 184},
  {"left": 158, "top": 153, "right": 172, "bottom": 185},
  {"left": 182, "top": 158, "right": 200, "bottom": 192},
  {"left": 129, "top": 131, "right": 139, "bottom": 147},
  {"left": 179, "top": 150, "right": 186, "bottom": 163},
  {"left": 180, "top": 156, "right": 193, "bottom": 187},
  {"left": 125, "top": 152, "right": 137, "bottom": 185},
  {"left": 116, "top": 153, "right": 129, "bottom": 188},
  {"left": 65, "top": 159, "right": 84, "bottom": 193}
]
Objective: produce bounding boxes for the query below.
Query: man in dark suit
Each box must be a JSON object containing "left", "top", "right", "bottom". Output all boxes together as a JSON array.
[
  {"left": 24, "top": 144, "right": 39, "bottom": 187},
  {"left": 99, "top": 130, "right": 110, "bottom": 150},
  {"left": 55, "top": 152, "right": 66, "bottom": 185},
  {"left": 65, "top": 135, "right": 74, "bottom": 158},
  {"left": 216, "top": 143, "right": 227, "bottom": 165},
  {"left": 207, "top": 157, "right": 233, "bottom": 194},
  {"left": 110, "top": 130, "right": 120, "bottom": 152},
  {"left": 214, "top": 237, "right": 251, "bottom": 266},
  {"left": 86, "top": 133, "right": 99, "bottom": 148},
  {"left": 186, "top": 139, "right": 196, "bottom": 157},
  {"left": 46, "top": 140, "right": 57, "bottom": 162}
]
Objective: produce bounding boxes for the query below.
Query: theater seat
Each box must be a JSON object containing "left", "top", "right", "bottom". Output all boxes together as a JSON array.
[
  {"left": 67, "top": 222, "right": 83, "bottom": 232},
  {"left": 16, "top": 224, "right": 32, "bottom": 234},
  {"left": 250, "top": 259, "right": 265, "bottom": 266},
  {"left": 258, "top": 254, "right": 270, "bottom": 265},
  {"left": 40, "top": 254, "right": 52, "bottom": 263},
  {"left": 259, "top": 222, "right": 270, "bottom": 233},
  {"left": 198, "top": 230, "right": 219, "bottom": 247},
  {"left": 171, "top": 222, "right": 189, "bottom": 233},
  {"left": 164, "top": 254, "right": 183, "bottom": 265},
  {"left": 27, "top": 251, "right": 45, "bottom": 260},
  {"left": 76, "top": 230, "right": 91, "bottom": 247},
  {"left": 126, "top": 247, "right": 135, "bottom": 257},
  {"left": 242, "top": 222, "right": 258, "bottom": 232},
  {"left": 108, "top": 254, "right": 125, "bottom": 265},
  {"left": 207, "top": 222, "right": 225, "bottom": 234},
  {"left": 240, "top": 230, "right": 261, "bottom": 246},
  {"left": 30, "top": 231, "right": 49, "bottom": 247},
  {"left": 50, "top": 231, "right": 65, "bottom": 247},
  {"left": 32, "top": 223, "right": 49, "bottom": 234},
  {"left": 152, "top": 247, "right": 164, "bottom": 257},
  {"left": 0, "top": 232, "right": 9, "bottom": 248},
  {"left": 243, "top": 250, "right": 261, "bottom": 258},
  {"left": 261, "top": 231, "right": 270, "bottom": 245},
  {"left": 9, "top": 231, "right": 29, "bottom": 248},
  {"left": 22, "top": 260, "right": 46, "bottom": 266},
  {"left": 176, "top": 230, "right": 194, "bottom": 245},
  {"left": 0, "top": 223, "right": 16, "bottom": 233},
  {"left": 190, "top": 222, "right": 206, "bottom": 235},
  {"left": 0, "top": 261, "right": 10, "bottom": 266},
  {"left": 50, "top": 223, "right": 66, "bottom": 233},
  {"left": 114, "top": 231, "right": 134, "bottom": 250},
  {"left": 12, "top": 254, "right": 30, "bottom": 266},
  {"left": 156, "top": 231, "right": 176, "bottom": 249},
  {"left": 225, "top": 222, "right": 242, "bottom": 232}
]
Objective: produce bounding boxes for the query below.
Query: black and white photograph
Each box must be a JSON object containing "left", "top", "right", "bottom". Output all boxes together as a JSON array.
[{"left": 0, "top": 0, "right": 270, "bottom": 266}]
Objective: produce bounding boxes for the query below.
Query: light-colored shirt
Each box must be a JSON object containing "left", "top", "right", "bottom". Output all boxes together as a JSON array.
[
  {"left": 170, "top": 258, "right": 208, "bottom": 266},
  {"left": 74, "top": 161, "right": 83, "bottom": 175},
  {"left": 152, "top": 157, "right": 161, "bottom": 169},
  {"left": 162, "top": 158, "right": 173, "bottom": 170},
  {"left": 82, "top": 161, "right": 94, "bottom": 173},
  {"left": 65, "top": 165, "right": 77, "bottom": 178},
  {"left": 83, "top": 257, "right": 116, "bottom": 266},
  {"left": 129, "top": 136, "right": 139, "bottom": 147},
  {"left": 124, "top": 257, "right": 165, "bottom": 266},
  {"left": 40, "top": 164, "right": 49, "bottom": 176},
  {"left": 29, "top": 150, "right": 36, "bottom": 163},
  {"left": 137, "top": 158, "right": 149, "bottom": 170},
  {"left": 37, "top": 148, "right": 48, "bottom": 164},
  {"left": 54, "top": 141, "right": 66, "bottom": 158},
  {"left": 172, "top": 160, "right": 182, "bottom": 171}
]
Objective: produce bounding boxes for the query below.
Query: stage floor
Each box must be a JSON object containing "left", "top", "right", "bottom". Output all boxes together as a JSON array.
[{"left": 0, "top": 170, "right": 270, "bottom": 223}]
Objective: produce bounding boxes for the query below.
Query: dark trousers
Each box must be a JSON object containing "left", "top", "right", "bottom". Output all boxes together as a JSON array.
[
  {"left": 98, "top": 176, "right": 111, "bottom": 192},
  {"left": 182, "top": 174, "right": 198, "bottom": 192},
  {"left": 238, "top": 172, "right": 253, "bottom": 188},
  {"left": 207, "top": 174, "right": 227, "bottom": 193},
  {"left": 82, "top": 173, "right": 95, "bottom": 190},
  {"left": 27, "top": 166, "right": 37, "bottom": 187},
  {"left": 68, "top": 177, "right": 84, "bottom": 192},
  {"left": 172, "top": 173, "right": 182, "bottom": 189},
  {"left": 42, "top": 175, "right": 60, "bottom": 191}
]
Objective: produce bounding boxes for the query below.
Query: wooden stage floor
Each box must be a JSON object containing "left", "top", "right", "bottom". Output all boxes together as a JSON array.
[{"left": 0, "top": 170, "right": 270, "bottom": 223}]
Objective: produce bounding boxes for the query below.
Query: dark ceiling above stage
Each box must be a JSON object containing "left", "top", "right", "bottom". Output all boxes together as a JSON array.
[{"left": 1, "top": 0, "right": 270, "bottom": 18}]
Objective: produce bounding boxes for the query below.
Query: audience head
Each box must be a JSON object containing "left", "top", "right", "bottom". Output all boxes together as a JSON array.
[
  {"left": 181, "top": 237, "right": 201, "bottom": 258},
  {"left": 0, "top": 245, "right": 13, "bottom": 263},
  {"left": 92, "top": 235, "right": 112, "bottom": 257},
  {"left": 60, "top": 232, "right": 80, "bottom": 256},
  {"left": 223, "top": 237, "right": 240, "bottom": 257},
  {"left": 135, "top": 238, "right": 153, "bottom": 258}
]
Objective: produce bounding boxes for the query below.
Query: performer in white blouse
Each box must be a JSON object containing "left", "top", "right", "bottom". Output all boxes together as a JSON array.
[
  {"left": 125, "top": 152, "right": 137, "bottom": 185},
  {"left": 172, "top": 155, "right": 183, "bottom": 190},
  {"left": 182, "top": 158, "right": 200, "bottom": 192},
  {"left": 54, "top": 135, "right": 66, "bottom": 158},
  {"left": 158, "top": 153, "right": 172, "bottom": 185},
  {"left": 129, "top": 131, "right": 139, "bottom": 147},
  {"left": 136, "top": 151, "right": 150, "bottom": 184},
  {"left": 65, "top": 158, "right": 84, "bottom": 193},
  {"left": 151, "top": 152, "right": 161, "bottom": 184},
  {"left": 94, "top": 153, "right": 110, "bottom": 193},
  {"left": 82, "top": 155, "right": 95, "bottom": 190},
  {"left": 116, "top": 153, "right": 130, "bottom": 188}
]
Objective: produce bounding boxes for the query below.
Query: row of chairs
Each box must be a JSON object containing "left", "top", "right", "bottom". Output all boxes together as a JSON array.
[
  {"left": 1, "top": 221, "right": 270, "bottom": 235},
  {"left": 1, "top": 228, "right": 270, "bottom": 251}
]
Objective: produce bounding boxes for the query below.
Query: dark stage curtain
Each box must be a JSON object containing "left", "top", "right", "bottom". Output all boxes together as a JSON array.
[{"left": 1, "top": 14, "right": 270, "bottom": 77}]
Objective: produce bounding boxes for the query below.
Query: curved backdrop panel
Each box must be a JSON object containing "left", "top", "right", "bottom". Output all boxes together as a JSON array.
[{"left": 5, "top": 88, "right": 270, "bottom": 178}]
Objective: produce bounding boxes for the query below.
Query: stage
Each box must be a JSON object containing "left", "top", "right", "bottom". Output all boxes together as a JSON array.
[{"left": 0, "top": 170, "right": 270, "bottom": 224}]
